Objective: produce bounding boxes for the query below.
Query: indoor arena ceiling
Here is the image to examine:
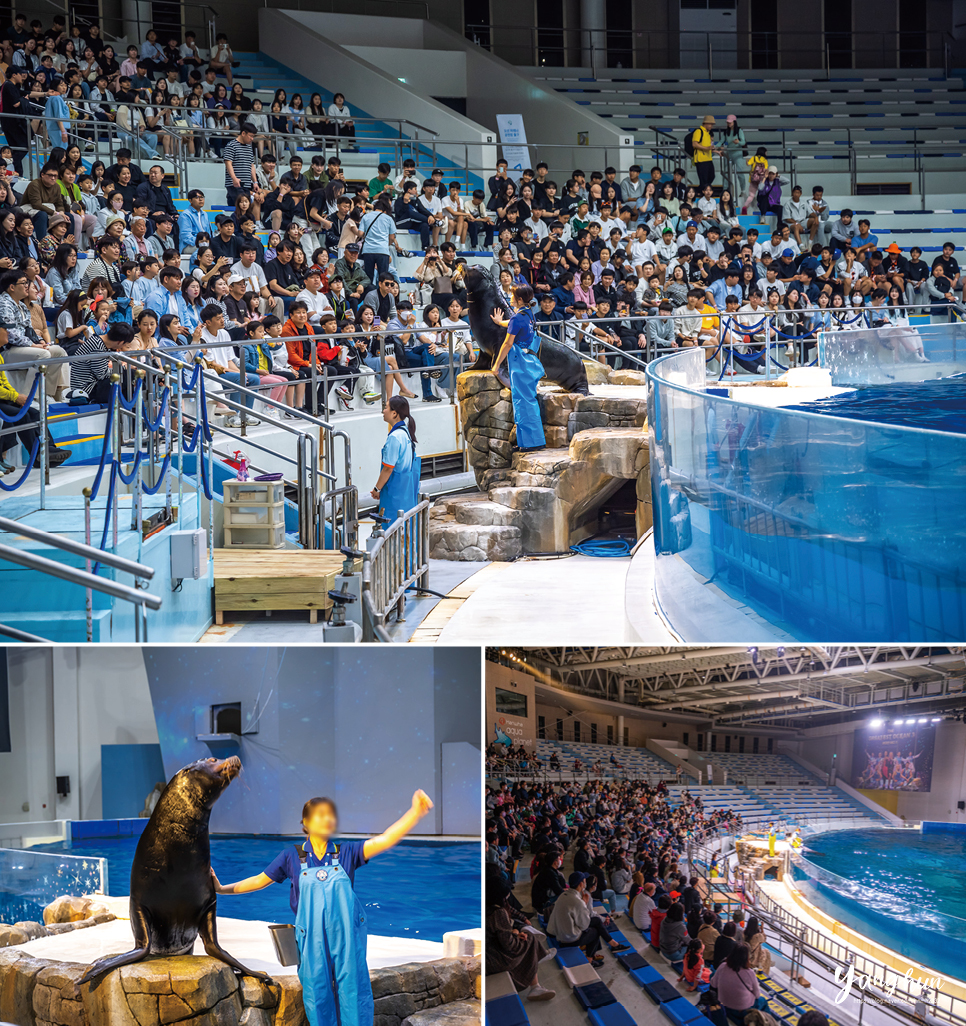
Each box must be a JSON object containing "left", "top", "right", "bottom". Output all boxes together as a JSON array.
[{"left": 493, "top": 647, "right": 966, "bottom": 731}]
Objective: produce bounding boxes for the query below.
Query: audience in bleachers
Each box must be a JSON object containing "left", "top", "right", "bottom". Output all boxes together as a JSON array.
[{"left": 0, "top": 14, "right": 961, "bottom": 474}]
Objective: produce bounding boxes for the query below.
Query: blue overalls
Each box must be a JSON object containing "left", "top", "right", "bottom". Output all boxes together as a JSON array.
[
  {"left": 377, "top": 420, "right": 421, "bottom": 525},
  {"left": 505, "top": 308, "right": 546, "bottom": 449},
  {"left": 295, "top": 842, "right": 374, "bottom": 1026}
]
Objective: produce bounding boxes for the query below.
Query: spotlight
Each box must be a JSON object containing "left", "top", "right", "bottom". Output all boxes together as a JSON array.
[
  {"left": 777, "top": 647, "right": 785, "bottom": 658},
  {"left": 749, "top": 646, "right": 759, "bottom": 665},
  {"left": 931, "top": 717, "right": 942, "bottom": 722},
  {"left": 893, "top": 719, "right": 904, "bottom": 726},
  {"left": 870, "top": 718, "right": 884, "bottom": 728},
  {"left": 917, "top": 717, "right": 928, "bottom": 724}
]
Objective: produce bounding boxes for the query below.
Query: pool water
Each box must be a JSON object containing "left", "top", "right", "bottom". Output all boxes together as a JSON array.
[
  {"left": 33, "top": 837, "right": 480, "bottom": 942},
  {"left": 795, "top": 827, "right": 966, "bottom": 980},
  {"left": 785, "top": 378, "right": 966, "bottom": 434}
]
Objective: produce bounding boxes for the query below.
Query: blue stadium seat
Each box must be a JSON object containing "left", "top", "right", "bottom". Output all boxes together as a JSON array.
[
  {"left": 588, "top": 1005, "right": 639, "bottom": 1026},
  {"left": 485, "top": 994, "right": 529, "bottom": 1026},
  {"left": 574, "top": 982, "right": 618, "bottom": 1010},
  {"left": 556, "top": 946, "right": 589, "bottom": 968},
  {"left": 661, "top": 997, "right": 707, "bottom": 1026}
]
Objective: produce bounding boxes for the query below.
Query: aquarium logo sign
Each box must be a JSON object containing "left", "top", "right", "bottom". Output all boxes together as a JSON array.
[{"left": 833, "top": 962, "right": 944, "bottom": 1004}]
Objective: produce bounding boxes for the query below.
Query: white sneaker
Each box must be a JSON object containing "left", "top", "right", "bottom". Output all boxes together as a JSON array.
[
  {"left": 337, "top": 396, "right": 352, "bottom": 412},
  {"left": 335, "top": 384, "right": 353, "bottom": 401},
  {"left": 538, "top": 947, "right": 558, "bottom": 964},
  {"left": 527, "top": 985, "right": 555, "bottom": 1002}
]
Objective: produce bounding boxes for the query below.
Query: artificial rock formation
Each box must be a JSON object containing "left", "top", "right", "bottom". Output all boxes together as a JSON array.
[
  {"left": 0, "top": 905, "right": 118, "bottom": 952},
  {"left": 431, "top": 369, "right": 651, "bottom": 560},
  {"left": 43, "top": 897, "right": 113, "bottom": 927},
  {"left": 0, "top": 946, "right": 481, "bottom": 1026}
]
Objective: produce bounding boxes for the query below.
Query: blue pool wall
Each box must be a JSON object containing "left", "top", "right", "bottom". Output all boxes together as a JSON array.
[
  {"left": 141, "top": 648, "right": 482, "bottom": 838},
  {"left": 646, "top": 347, "right": 966, "bottom": 642},
  {"left": 922, "top": 821, "right": 966, "bottom": 834}
]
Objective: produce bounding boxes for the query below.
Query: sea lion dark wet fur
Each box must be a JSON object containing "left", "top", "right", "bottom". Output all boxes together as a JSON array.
[
  {"left": 461, "top": 265, "right": 590, "bottom": 395},
  {"left": 77, "top": 756, "right": 272, "bottom": 987}
]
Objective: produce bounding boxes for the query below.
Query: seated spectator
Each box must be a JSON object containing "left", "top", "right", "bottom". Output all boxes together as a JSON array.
[
  {"left": 660, "top": 901, "right": 690, "bottom": 961},
  {"left": 547, "top": 872, "right": 624, "bottom": 969},
  {"left": 711, "top": 943, "right": 768, "bottom": 1022},
  {"left": 486, "top": 872, "right": 555, "bottom": 1002}
]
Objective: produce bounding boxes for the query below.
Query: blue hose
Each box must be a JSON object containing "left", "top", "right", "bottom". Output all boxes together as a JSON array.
[{"left": 570, "top": 537, "right": 633, "bottom": 557}]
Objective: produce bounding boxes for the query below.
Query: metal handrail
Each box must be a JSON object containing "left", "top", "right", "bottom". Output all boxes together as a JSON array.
[
  {"left": 361, "top": 493, "right": 430, "bottom": 641},
  {"left": 0, "top": 514, "right": 155, "bottom": 578}
]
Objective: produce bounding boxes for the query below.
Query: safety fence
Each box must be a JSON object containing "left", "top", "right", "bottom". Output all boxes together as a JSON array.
[
  {"left": 0, "top": 339, "right": 358, "bottom": 640},
  {"left": 360, "top": 493, "right": 430, "bottom": 641},
  {"left": 531, "top": 299, "right": 940, "bottom": 380},
  {"left": 681, "top": 830, "right": 966, "bottom": 1026},
  {"left": 12, "top": 99, "right": 964, "bottom": 208}
]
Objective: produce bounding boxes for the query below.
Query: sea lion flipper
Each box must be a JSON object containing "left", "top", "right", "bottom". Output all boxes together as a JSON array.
[
  {"left": 199, "top": 906, "right": 274, "bottom": 983},
  {"left": 76, "top": 904, "right": 151, "bottom": 986}
]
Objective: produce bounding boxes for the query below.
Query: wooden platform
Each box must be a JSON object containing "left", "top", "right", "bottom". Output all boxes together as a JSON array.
[{"left": 213, "top": 549, "right": 351, "bottom": 624}]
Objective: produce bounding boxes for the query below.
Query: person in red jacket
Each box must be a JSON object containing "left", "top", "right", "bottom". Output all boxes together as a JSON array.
[{"left": 650, "top": 894, "right": 670, "bottom": 951}]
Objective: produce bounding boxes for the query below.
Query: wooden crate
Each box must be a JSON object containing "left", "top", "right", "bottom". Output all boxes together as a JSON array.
[{"left": 213, "top": 549, "right": 349, "bottom": 624}]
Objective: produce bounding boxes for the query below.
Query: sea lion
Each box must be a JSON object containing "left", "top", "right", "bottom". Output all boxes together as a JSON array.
[
  {"left": 77, "top": 756, "right": 272, "bottom": 987},
  {"left": 460, "top": 265, "right": 590, "bottom": 395}
]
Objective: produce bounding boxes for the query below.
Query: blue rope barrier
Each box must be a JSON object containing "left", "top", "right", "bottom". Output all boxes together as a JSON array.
[
  {"left": 116, "top": 449, "right": 145, "bottom": 486},
  {"left": 0, "top": 376, "right": 41, "bottom": 423},
  {"left": 141, "top": 453, "right": 173, "bottom": 495},
  {"left": 91, "top": 461, "right": 118, "bottom": 576},
  {"left": 89, "top": 384, "right": 118, "bottom": 500},
  {"left": 117, "top": 377, "right": 143, "bottom": 412},
  {"left": 142, "top": 386, "right": 170, "bottom": 433},
  {"left": 0, "top": 438, "right": 41, "bottom": 491}
]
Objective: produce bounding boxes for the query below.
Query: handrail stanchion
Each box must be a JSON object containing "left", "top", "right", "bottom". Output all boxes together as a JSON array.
[
  {"left": 163, "top": 362, "right": 173, "bottom": 524},
  {"left": 447, "top": 329, "right": 455, "bottom": 406},
  {"left": 131, "top": 370, "right": 144, "bottom": 542},
  {"left": 38, "top": 368, "right": 47, "bottom": 509},
  {"left": 83, "top": 487, "right": 93, "bottom": 643},
  {"left": 111, "top": 374, "right": 120, "bottom": 554}
]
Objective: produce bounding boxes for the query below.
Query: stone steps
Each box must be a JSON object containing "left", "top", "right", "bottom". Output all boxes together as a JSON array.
[{"left": 429, "top": 369, "right": 654, "bottom": 561}]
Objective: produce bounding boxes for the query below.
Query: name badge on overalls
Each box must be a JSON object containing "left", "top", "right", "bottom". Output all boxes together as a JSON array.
[{"left": 316, "top": 869, "right": 328, "bottom": 881}]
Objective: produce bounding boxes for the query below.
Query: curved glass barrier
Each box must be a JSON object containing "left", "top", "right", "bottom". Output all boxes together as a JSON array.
[
  {"left": 645, "top": 347, "right": 966, "bottom": 641},
  {"left": 0, "top": 846, "right": 107, "bottom": 924},
  {"left": 819, "top": 321, "right": 966, "bottom": 386},
  {"left": 791, "top": 847, "right": 966, "bottom": 982}
]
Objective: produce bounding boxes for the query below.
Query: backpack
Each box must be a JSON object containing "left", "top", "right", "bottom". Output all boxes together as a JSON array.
[{"left": 683, "top": 129, "right": 696, "bottom": 159}]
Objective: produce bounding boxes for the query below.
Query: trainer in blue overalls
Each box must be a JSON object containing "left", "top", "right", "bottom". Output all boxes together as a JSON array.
[
  {"left": 213, "top": 789, "right": 434, "bottom": 1026},
  {"left": 370, "top": 395, "right": 420, "bottom": 525},
  {"left": 489, "top": 283, "right": 546, "bottom": 452}
]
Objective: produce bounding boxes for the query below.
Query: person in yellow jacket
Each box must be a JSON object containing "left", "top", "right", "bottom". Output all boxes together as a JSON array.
[
  {"left": 691, "top": 114, "right": 722, "bottom": 191},
  {"left": 0, "top": 345, "right": 70, "bottom": 474}
]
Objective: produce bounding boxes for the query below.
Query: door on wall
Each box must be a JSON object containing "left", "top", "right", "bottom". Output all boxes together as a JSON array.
[
  {"left": 680, "top": 0, "right": 738, "bottom": 72},
  {"left": 824, "top": 0, "right": 853, "bottom": 69}
]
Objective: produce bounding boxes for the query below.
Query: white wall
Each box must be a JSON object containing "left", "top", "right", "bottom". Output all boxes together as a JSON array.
[
  {"left": 258, "top": 10, "right": 497, "bottom": 176},
  {"left": 343, "top": 47, "right": 468, "bottom": 99},
  {"left": 0, "top": 649, "right": 55, "bottom": 825},
  {"left": 0, "top": 648, "right": 159, "bottom": 825}
]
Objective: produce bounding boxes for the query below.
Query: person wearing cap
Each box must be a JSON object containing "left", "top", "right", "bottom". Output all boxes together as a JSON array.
[
  {"left": 37, "top": 212, "right": 73, "bottom": 272},
  {"left": 691, "top": 115, "right": 721, "bottom": 190},
  {"left": 546, "top": 871, "right": 625, "bottom": 969},
  {"left": 296, "top": 266, "right": 333, "bottom": 325},
  {"left": 678, "top": 220, "right": 707, "bottom": 255},
  {"left": 332, "top": 242, "right": 372, "bottom": 307},
  {"left": 721, "top": 114, "right": 746, "bottom": 194}
]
